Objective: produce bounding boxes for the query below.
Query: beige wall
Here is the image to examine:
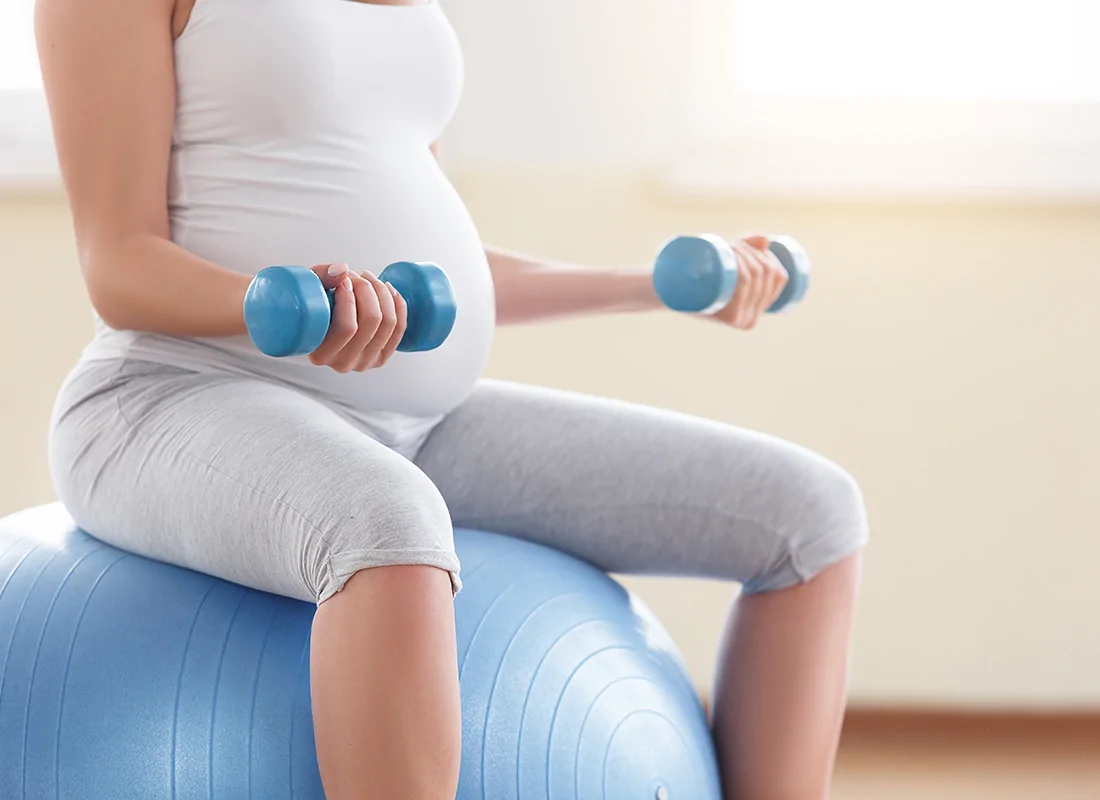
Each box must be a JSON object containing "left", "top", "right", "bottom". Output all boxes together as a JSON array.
[
  {"left": 455, "top": 169, "right": 1100, "bottom": 710},
  {"left": 0, "top": 194, "right": 92, "bottom": 510},
  {"left": 3, "top": 179, "right": 1099, "bottom": 710}
]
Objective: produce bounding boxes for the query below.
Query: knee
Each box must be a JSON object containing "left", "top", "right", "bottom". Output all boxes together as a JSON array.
[
  {"left": 746, "top": 455, "right": 868, "bottom": 594},
  {"left": 307, "top": 459, "right": 458, "bottom": 604},
  {"left": 312, "top": 564, "right": 461, "bottom": 799}
]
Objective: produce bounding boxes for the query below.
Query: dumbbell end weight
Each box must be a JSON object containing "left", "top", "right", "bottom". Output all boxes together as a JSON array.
[
  {"left": 652, "top": 234, "right": 737, "bottom": 315},
  {"left": 766, "top": 235, "right": 811, "bottom": 313},
  {"left": 243, "top": 265, "right": 332, "bottom": 358},
  {"left": 378, "top": 261, "right": 457, "bottom": 353},
  {"left": 652, "top": 234, "right": 812, "bottom": 315}
]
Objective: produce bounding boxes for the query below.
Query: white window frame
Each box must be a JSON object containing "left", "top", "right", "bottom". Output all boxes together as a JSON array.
[
  {"left": 660, "top": 0, "right": 1100, "bottom": 203},
  {"left": 0, "top": 0, "right": 58, "bottom": 192},
  {"left": 0, "top": 90, "right": 59, "bottom": 191}
]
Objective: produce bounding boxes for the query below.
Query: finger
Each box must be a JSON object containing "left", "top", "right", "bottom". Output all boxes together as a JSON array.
[
  {"left": 309, "top": 276, "right": 357, "bottom": 367},
  {"left": 730, "top": 239, "right": 766, "bottom": 328},
  {"left": 744, "top": 241, "right": 773, "bottom": 318},
  {"left": 331, "top": 273, "right": 383, "bottom": 373},
  {"left": 720, "top": 248, "right": 753, "bottom": 329},
  {"left": 743, "top": 243, "right": 774, "bottom": 324},
  {"left": 310, "top": 262, "right": 350, "bottom": 291},
  {"left": 373, "top": 282, "right": 408, "bottom": 369},
  {"left": 354, "top": 272, "right": 398, "bottom": 371},
  {"left": 742, "top": 236, "right": 789, "bottom": 310}
]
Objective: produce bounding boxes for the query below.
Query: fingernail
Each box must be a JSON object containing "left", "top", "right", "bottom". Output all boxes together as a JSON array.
[
  {"left": 328, "top": 263, "right": 348, "bottom": 277},
  {"left": 386, "top": 282, "right": 398, "bottom": 295},
  {"left": 342, "top": 277, "right": 353, "bottom": 291}
]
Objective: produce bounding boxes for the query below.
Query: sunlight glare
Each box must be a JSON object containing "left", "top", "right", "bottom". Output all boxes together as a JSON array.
[{"left": 732, "top": 0, "right": 1100, "bottom": 102}]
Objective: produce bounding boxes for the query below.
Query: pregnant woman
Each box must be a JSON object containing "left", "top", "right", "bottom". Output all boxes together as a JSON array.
[{"left": 36, "top": 0, "right": 868, "bottom": 797}]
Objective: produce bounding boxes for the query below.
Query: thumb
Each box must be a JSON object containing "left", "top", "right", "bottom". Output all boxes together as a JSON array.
[{"left": 311, "top": 262, "right": 350, "bottom": 290}]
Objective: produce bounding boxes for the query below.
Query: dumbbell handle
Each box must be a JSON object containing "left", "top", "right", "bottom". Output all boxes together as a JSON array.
[
  {"left": 244, "top": 261, "right": 456, "bottom": 358},
  {"left": 652, "top": 234, "right": 811, "bottom": 315}
]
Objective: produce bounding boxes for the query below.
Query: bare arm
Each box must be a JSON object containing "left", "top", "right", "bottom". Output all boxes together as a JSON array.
[
  {"left": 36, "top": 0, "right": 251, "bottom": 336},
  {"left": 428, "top": 140, "right": 787, "bottom": 328},
  {"left": 486, "top": 248, "right": 663, "bottom": 325},
  {"left": 427, "top": 142, "right": 662, "bottom": 325},
  {"left": 486, "top": 241, "right": 786, "bottom": 329}
]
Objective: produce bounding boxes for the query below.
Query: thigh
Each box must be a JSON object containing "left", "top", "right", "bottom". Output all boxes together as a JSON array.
[
  {"left": 50, "top": 359, "right": 456, "bottom": 604},
  {"left": 414, "top": 380, "right": 867, "bottom": 591}
]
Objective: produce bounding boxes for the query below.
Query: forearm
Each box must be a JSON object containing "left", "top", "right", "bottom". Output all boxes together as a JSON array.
[
  {"left": 85, "top": 233, "right": 252, "bottom": 337},
  {"left": 487, "top": 247, "right": 663, "bottom": 325}
]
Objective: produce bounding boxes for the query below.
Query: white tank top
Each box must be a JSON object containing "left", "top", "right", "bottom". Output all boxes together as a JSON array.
[{"left": 82, "top": 0, "right": 496, "bottom": 448}]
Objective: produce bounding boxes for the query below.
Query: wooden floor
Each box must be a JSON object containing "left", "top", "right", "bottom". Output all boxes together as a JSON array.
[{"left": 832, "top": 711, "right": 1100, "bottom": 799}]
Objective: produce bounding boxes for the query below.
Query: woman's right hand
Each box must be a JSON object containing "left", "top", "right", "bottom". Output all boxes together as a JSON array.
[{"left": 307, "top": 263, "right": 408, "bottom": 373}]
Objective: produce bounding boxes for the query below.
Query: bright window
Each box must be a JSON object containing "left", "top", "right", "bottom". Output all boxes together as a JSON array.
[
  {"left": 666, "top": 0, "right": 1100, "bottom": 201},
  {"left": 0, "top": 0, "right": 40, "bottom": 91},
  {"left": 732, "top": 0, "right": 1100, "bottom": 103},
  {"left": 0, "top": 0, "right": 57, "bottom": 188}
]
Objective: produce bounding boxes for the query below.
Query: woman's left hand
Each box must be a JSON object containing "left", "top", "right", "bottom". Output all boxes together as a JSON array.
[{"left": 711, "top": 235, "right": 789, "bottom": 330}]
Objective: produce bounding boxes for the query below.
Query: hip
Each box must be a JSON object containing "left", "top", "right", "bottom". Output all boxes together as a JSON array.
[{"left": 67, "top": 323, "right": 490, "bottom": 452}]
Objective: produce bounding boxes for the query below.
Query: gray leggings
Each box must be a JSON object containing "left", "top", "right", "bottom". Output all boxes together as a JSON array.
[{"left": 49, "top": 358, "right": 868, "bottom": 605}]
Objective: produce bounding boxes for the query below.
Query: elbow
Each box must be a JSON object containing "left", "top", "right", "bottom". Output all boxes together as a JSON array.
[
  {"left": 86, "top": 290, "right": 126, "bottom": 330},
  {"left": 81, "top": 245, "right": 132, "bottom": 331}
]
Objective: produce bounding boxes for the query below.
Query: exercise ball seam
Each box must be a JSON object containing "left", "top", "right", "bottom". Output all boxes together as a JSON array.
[
  {"left": 600, "top": 709, "right": 693, "bottom": 800},
  {"left": 287, "top": 626, "right": 312, "bottom": 796},
  {"left": 0, "top": 545, "right": 36, "bottom": 610},
  {"left": 512, "top": 617, "right": 612, "bottom": 799},
  {"left": 208, "top": 589, "right": 249, "bottom": 800},
  {"left": 55, "top": 552, "right": 130, "bottom": 800},
  {"left": 573, "top": 676, "right": 676, "bottom": 798},
  {"left": 0, "top": 538, "right": 21, "bottom": 565},
  {"left": 171, "top": 580, "right": 221, "bottom": 800},
  {"left": 2, "top": 547, "right": 64, "bottom": 798},
  {"left": 454, "top": 542, "right": 598, "bottom": 591},
  {"left": 542, "top": 644, "right": 633, "bottom": 798},
  {"left": 1, "top": 547, "right": 59, "bottom": 693},
  {"left": 246, "top": 611, "right": 280, "bottom": 800},
  {"left": 637, "top": 650, "right": 701, "bottom": 711},
  {"left": 451, "top": 551, "right": 541, "bottom": 600},
  {"left": 458, "top": 568, "right": 567, "bottom": 676},
  {"left": 22, "top": 547, "right": 101, "bottom": 799},
  {"left": 0, "top": 545, "right": 36, "bottom": 682},
  {"left": 473, "top": 590, "right": 587, "bottom": 798}
]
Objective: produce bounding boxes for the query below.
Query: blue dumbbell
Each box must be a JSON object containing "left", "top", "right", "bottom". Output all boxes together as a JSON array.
[
  {"left": 243, "top": 261, "right": 456, "bottom": 358},
  {"left": 652, "top": 234, "right": 811, "bottom": 314}
]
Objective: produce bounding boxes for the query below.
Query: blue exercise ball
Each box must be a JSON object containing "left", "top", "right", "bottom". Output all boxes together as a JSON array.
[{"left": 0, "top": 504, "right": 720, "bottom": 799}]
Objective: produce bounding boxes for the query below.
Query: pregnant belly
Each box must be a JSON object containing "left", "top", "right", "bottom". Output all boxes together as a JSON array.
[{"left": 170, "top": 145, "right": 496, "bottom": 418}]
